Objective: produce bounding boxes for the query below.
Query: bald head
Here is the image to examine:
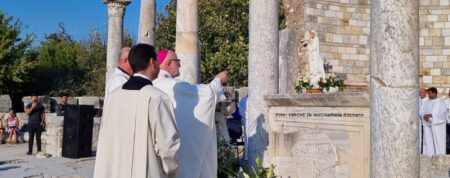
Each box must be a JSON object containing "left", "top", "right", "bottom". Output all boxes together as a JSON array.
[
  {"left": 118, "top": 47, "right": 132, "bottom": 75},
  {"left": 159, "top": 50, "right": 180, "bottom": 77},
  {"left": 420, "top": 88, "right": 427, "bottom": 99}
]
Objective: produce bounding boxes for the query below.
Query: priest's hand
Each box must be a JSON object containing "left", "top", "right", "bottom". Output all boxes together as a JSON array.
[
  {"left": 216, "top": 71, "right": 228, "bottom": 84},
  {"left": 424, "top": 114, "right": 431, "bottom": 122}
]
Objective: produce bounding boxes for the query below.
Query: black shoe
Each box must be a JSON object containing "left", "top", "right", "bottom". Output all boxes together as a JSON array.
[{"left": 26, "top": 152, "right": 32, "bottom": 155}]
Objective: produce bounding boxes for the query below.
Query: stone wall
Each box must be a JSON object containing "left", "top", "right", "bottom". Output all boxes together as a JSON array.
[
  {"left": 284, "top": 0, "right": 450, "bottom": 96},
  {"left": 419, "top": 0, "right": 450, "bottom": 96},
  {"left": 284, "top": 0, "right": 370, "bottom": 89}
]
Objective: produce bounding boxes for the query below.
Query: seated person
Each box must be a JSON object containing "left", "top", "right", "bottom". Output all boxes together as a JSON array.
[
  {"left": 6, "top": 109, "right": 20, "bottom": 144},
  {"left": 0, "top": 118, "right": 4, "bottom": 143}
]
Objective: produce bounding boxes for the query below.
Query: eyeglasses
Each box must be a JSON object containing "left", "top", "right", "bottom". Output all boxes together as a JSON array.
[{"left": 168, "top": 59, "right": 181, "bottom": 66}]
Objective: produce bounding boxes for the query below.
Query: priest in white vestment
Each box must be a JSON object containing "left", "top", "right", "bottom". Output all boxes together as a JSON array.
[
  {"left": 94, "top": 44, "right": 180, "bottom": 178},
  {"left": 105, "top": 47, "right": 133, "bottom": 99},
  {"left": 153, "top": 50, "right": 228, "bottom": 178},
  {"left": 419, "top": 87, "right": 447, "bottom": 156},
  {"left": 419, "top": 88, "right": 429, "bottom": 152},
  {"left": 444, "top": 90, "right": 450, "bottom": 123}
]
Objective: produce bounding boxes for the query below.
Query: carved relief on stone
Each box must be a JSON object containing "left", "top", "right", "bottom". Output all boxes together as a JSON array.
[{"left": 107, "top": 1, "right": 130, "bottom": 17}]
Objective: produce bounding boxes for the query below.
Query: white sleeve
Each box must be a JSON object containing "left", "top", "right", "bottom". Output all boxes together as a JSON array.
[{"left": 208, "top": 78, "right": 226, "bottom": 103}]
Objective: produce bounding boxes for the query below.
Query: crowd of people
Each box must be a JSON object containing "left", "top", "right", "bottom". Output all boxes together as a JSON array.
[{"left": 419, "top": 87, "right": 449, "bottom": 156}]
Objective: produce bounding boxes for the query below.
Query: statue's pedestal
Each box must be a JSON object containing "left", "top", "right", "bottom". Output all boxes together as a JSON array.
[{"left": 264, "top": 92, "right": 370, "bottom": 178}]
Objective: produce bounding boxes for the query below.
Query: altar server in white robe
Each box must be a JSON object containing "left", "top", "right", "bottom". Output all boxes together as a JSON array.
[
  {"left": 153, "top": 50, "right": 228, "bottom": 178},
  {"left": 419, "top": 88, "right": 429, "bottom": 152},
  {"left": 94, "top": 44, "right": 180, "bottom": 178},
  {"left": 105, "top": 47, "right": 133, "bottom": 99},
  {"left": 420, "top": 87, "right": 447, "bottom": 156}
]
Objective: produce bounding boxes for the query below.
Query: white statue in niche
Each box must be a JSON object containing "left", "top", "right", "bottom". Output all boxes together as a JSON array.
[{"left": 306, "top": 30, "right": 325, "bottom": 79}]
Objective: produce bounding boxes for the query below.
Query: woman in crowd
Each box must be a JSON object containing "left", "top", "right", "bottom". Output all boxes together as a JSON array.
[{"left": 6, "top": 109, "right": 20, "bottom": 144}]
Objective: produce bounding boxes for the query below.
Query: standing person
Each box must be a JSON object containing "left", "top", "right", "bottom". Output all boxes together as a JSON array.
[
  {"left": 6, "top": 109, "right": 20, "bottom": 144},
  {"left": 25, "top": 94, "right": 45, "bottom": 155},
  {"left": 444, "top": 90, "right": 450, "bottom": 123},
  {"left": 0, "top": 118, "right": 3, "bottom": 143},
  {"left": 94, "top": 44, "right": 180, "bottom": 178},
  {"left": 419, "top": 88, "right": 429, "bottom": 153},
  {"left": 153, "top": 50, "right": 227, "bottom": 178},
  {"left": 105, "top": 47, "right": 133, "bottom": 99},
  {"left": 239, "top": 96, "right": 248, "bottom": 163},
  {"left": 55, "top": 94, "right": 67, "bottom": 116},
  {"left": 420, "top": 87, "right": 447, "bottom": 155}
]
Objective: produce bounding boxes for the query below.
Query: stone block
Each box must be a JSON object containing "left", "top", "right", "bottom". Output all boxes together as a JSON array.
[
  {"left": 433, "top": 76, "right": 447, "bottom": 83},
  {"left": 359, "top": 35, "right": 368, "bottom": 45},
  {"left": 434, "top": 48, "right": 442, "bottom": 55},
  {"left": 333, "top": 34, "right": 343, "bottom": 43},
  {"left": 336, "top": 11, "right": 344, "bottom": 19},
  {"left": 362, "top": 14, "right": 370, "bottom": 21},
  {"left": 445, "top": 37, "right": 450, "bottom": 45},
  {"left": 445, "top": 22, "right": 450, "bottom": 28},
  {"left": 423, "top": 76, "right": 433, "bottom": 84},
  {"left": 429, "top": 29, "right": 441, "bottom": 36},
  {"left": 428, "top": 15, "right": 438, "bottom": 22},
  {"left": 434, "top": 22, "right": 445, "bottom": 28},
  {"left": 421, "top": 0, "right": 431, "bottom": 5},
  {"left": 0, "top": 95, "right": 12, "bottom": 112},
  {"left": 432, "top": 0, "right": 441, "bottom": 5},
  {"left": 438, "top": 55, "right": 447, "bottom": 61},
  {"left": 76, "top": 96, "right": 103, "bottom": 108},
  {"left": 426, "top": 56, "right": 439, "bottom": 61},
  {"left": 423, "top": 49, "right": 434, "bottom": 55},
  {"left": 420, "top": 37, "right": 424, "bottom": 46},
  {"left": 443, "top": 69, "right": 450, "bottom": 75},
  {"left": 432, "top": 37, "right": 444, "bottom": 45},
  {"left": 420, "top": 68, "right": 431, "bottom": 75},
  {"left": 424, "top": 37, "right": 433, "bottom": 45},
  {"left": 431, "top": 69, "right": 441, "bottom": 75},
  {"left": 431, "top": 10, "right": 443, "bottom": 15},
  {"left": 438, "top": 15, "right": 447, "bottom": 21},
  {"left": 443, "top": 49, "right": 450, "bottom": 55},
  {"left": 442, "top": 28, "right": 450, "bottom": 36}
]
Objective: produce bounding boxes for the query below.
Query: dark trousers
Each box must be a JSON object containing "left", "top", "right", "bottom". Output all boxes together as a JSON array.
[{"left": 28, "top": 124, "right": 42, "bottom": 153}]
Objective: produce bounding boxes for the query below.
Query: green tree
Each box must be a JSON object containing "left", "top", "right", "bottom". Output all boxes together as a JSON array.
[
  {"left": 156, "top": 0, "right": 285, "bottom": 87},
  {"left": 0, "top": 10, "right": 36, "bottom": 110},
  {"left": 32, "top": 24, "right": 84, "bottom": 96}
]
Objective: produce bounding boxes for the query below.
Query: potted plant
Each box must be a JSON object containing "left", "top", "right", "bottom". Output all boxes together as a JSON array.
[
  {"left": 295, "top": 77, "right": 312, "bottom": 93},
  {"left": 319, "top": 77, "right": 346, "bottom": 93}
]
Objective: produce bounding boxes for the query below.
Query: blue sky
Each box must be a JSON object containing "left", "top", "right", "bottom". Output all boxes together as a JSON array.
[{"left": 0, "top": 0, "right": 169, "bottom": 44}]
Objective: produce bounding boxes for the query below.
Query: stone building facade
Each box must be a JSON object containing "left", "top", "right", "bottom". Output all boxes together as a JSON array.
[{"left": 284, "top": 0, "right": 450, "bottom": 95}]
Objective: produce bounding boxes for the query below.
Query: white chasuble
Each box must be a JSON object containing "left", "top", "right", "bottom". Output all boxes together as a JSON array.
[
  {"left": 154, "top": 70, "right": 224, "bottom": 178},
  {"left": 94, "top": 85, "right": 180, "bottom": 178}
]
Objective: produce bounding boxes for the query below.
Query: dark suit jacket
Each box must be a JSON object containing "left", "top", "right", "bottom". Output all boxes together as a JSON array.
[{"left": 122, "top": 76, "right": 153, "bottom": 90}]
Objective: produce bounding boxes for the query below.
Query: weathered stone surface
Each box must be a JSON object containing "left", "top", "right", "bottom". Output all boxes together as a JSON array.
[
  {"left": 176, "top": 0, "right": 200, "bottom": 84},
  {"left": 0, "top": 95, "right": 12, "bottom": 112},
  {"left": 248, "top": 0, "right": 279, "bottom": 168},
  {"left": 267, "top": 105, "right": 370, "bottom": 178},
  {"left": 265, "top": 92, "right": 369, "bottom": 107},
  {"left": 75, "top": 97, "right": 103, "bottom": 108},
  {"left": 279, "top": 29, "right": 298, "bottom": 94},
  {"left": 420, "top": 155, "right": 450, "bottom": 178},
  {"left": 370, "top": 0, "right": 420, "bottom": 177},
  {"left": 138, "top": 0, "right": 156, "bottom": 45}
]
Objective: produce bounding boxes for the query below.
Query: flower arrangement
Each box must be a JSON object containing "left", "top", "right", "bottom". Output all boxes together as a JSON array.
[
  {"left": 318, "top": 76, "right": 346, "bottom": 92},
  {"left": 295, "top": 77, "right": 312, "bottom": 93}
]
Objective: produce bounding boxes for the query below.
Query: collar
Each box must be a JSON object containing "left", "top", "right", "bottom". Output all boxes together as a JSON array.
[
  {"left": 133, "top": 73, "right": 152, "bottom": 82},
  {"left": 117, "top": 67, "right": 131, "bottom": 76},
  {"left": 159, "top": 70, "right": 173, "bottom": 78}
]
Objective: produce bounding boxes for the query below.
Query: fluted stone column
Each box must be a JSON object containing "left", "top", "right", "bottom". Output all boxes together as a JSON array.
[
  {"left": 370, "top": 0, "right": 419, "bottom": 177},
  {"left": 176, "top": 0, "right": 200, "bottom": 84},
  {"left": 103, "top": 0, "right": 130, "bottom": 78},
  {"left": 247, "top": 0, "right": 279, "bottom": 168},
  {"left": 138, "top": 0, "right": 156, "bottom": 45}
]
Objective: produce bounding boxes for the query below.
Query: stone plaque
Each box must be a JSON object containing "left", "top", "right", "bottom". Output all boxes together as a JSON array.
[{"left": 268, "top": 106, "right": 369, "bottom": 178}]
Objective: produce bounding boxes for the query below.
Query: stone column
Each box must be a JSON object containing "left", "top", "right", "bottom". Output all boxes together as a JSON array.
[
  {"left": 176, "top": 0, "right": 200, "bottom": 84},
  {"left": 247, "top": 0, "right": 279, "bottom": 168},
  {"left": 279, "top": 29, "right": 298, "bottom": 94},
  {"left": 103, "top": 0, "right": 130, "bottom": 78},
  {"left": 370, "top": 0, "right": 419, "bottom": 177},
  {"left": 138, "top": 0, "right": 156, "bottom": 45}
]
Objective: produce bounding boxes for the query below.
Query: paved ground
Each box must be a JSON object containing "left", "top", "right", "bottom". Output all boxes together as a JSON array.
[{"left": 0, "top": 143, "right": 94, "bottom": 178}]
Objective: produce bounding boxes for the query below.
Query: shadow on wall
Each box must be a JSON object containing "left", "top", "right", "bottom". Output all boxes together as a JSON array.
[{"left": 247, "top": 114, "right": 269, "bottom": 169}]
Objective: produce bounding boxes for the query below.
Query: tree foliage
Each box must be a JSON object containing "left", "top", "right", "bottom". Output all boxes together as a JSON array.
[{"left": 156, "top": 0, "right": 285, "bottom": 87}]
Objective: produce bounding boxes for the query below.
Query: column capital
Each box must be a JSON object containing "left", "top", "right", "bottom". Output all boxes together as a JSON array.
[{"left": 103, "top": 1, "right": 131, "bottom": 17}]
